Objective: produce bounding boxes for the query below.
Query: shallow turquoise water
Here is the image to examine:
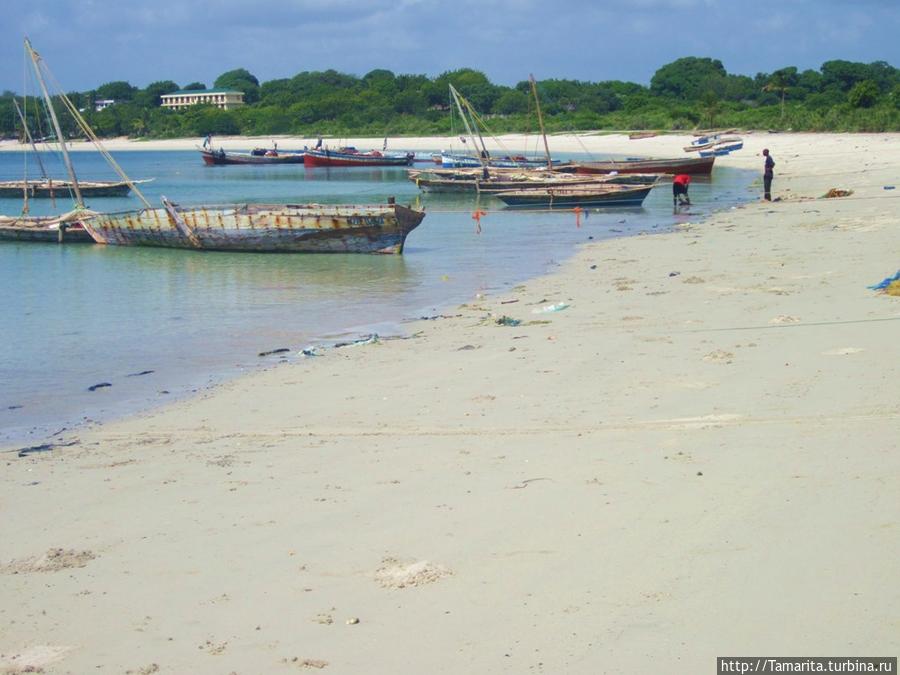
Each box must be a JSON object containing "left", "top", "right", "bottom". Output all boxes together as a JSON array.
[{"left": 0, "top": 149, "right": 755, "bottom": 445}]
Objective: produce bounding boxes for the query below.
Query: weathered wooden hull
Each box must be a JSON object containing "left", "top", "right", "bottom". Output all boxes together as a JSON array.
[
  {"left": 495, "top": 185, "right": 654, "bottom": 208},
  {"left": 559, "top": 156, "right": 715, "bottom": 175},
  {"left": 439, "top": 153, "right": 561, "bottom": 169},
  {"left": 81, "top": 202, "right": 426, "bottom": 253},
  {"left": 199, "top": 150, "right": 306, "bottom": 166},
  {"left": 0, "top": 180, "right": 137, "bottom": 198},
  {"left": 409, "top": 169, "right": 658, "bottom": 193},
  {"left": 0, "top": 218, "right": 93, "bottom": 243},
  {"left": 303, "top": 150, "right": 414, "bottom": 167}
]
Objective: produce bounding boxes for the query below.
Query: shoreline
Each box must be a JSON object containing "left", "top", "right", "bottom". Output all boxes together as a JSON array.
[{"left": 2, "top": 133, "right": 898, "bottom": 673}]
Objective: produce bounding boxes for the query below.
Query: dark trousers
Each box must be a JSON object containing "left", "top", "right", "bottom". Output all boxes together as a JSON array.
[{"left": 764, "top": 173, "right": 773, "bottom": 201}]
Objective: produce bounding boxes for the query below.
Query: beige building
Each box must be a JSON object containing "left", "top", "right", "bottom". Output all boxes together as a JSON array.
[{"left": 160, "top": 89, "right": 245, "bottom": 111}]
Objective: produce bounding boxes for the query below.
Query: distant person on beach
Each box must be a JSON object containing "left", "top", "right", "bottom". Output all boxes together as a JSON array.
[
  {"left": 202, "top": 134, "right": 211, "bottom": 149},
  {"left": 673, "top": 173, "right": 691, "bottom": 208},
  {"left": 763, "top": 149, "right": 775, "bottom": 201}
]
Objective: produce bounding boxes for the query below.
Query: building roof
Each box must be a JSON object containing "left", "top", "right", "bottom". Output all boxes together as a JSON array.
[{"left": 163, "top": 89, "right": 244, "bottom": 97}]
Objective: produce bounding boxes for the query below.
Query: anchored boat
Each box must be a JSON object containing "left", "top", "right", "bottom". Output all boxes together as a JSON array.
[
  {"left": 493, "top": 184, "right": 655, "bottom": 209},
  {"left": 81, "top": 198, "right": 426, "bottom": 254},
  {"left": 199, "top": 148, "right": 306, "bottom": 166},
  {"left": 557, "top": 156, "right": 715, "bottom": 175}
]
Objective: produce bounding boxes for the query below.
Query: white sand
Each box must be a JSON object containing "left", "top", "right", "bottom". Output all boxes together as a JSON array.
[{"left": 1, "top": 133, "right": 898, "bottom": 674}]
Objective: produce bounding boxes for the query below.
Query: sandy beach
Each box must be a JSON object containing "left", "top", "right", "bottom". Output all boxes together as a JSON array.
[{"left": 1, "top": 132, "right": 898, "bottom": 673}]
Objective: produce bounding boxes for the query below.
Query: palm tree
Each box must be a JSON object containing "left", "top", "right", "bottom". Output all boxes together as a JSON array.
[{"left": 763, "top": 68, "right": 796, "bottom": 122}]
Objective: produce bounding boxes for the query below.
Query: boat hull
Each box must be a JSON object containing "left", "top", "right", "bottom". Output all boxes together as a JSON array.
[
  {"left": 0, "top": 180, "right": 135, "bottom": 198},
  {"left": 410, "top": 170, "right": 658, "bottom": 193},
  {"left": 81, "top": 203, "right": 426, "bottom": 254},
  {"left": 560, "top": 156, "right": 715, "bottom": 175},
  {"left": 495, "top": 186, "right": 654, "bottom": 208},
  {"left": 0, "top": 219, "right": 93, "bottom": 243},
  {"left": 304, "top": 150, "right": 413, "bottom": 167},
  {"left": 439, "top": 153, "right": 559, "bottom": 169},
  {"left": 199, "top": 150, "right": 306, "bottom": 166}
]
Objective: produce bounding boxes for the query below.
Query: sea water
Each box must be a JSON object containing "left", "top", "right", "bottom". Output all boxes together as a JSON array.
[{"left": 0, "top": 149, "right": 756, "bottom": 446}]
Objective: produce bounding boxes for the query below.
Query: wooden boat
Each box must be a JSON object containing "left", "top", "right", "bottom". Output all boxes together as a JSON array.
[
  {"left": 0, "top": 211, "right": 94, "bottom": 243},
  {"left": 303, "top": 147, "right": 414, "bottom": 167},
  {"left": 684, "top": 135, "right": 742, "bottom": 152},
  {"left": 494, "top": 184, "right": 654, "bottom": 209},
  {"left": 443, "top": 81, "right": 563, "bottom": 170},
  {"left": 439, "top": 152, "right": 561, "bottom": 169},
  {"left": 199, "top": 148, "right": 306, "bottom": 166},
  {"left": 698, "top": 141, "right": 743, "bottom": 157},
  {"left": 408, "top": 168, "right": 659, "bottom": 193},
  {"left": 81, "top": 198, "right": 425, "bottom": 254},
  {"left": 628, "top": 131, "right": 658, "bottom": 140},
  {"left": 557, "top": 156, "right": 715, "bottom": 175},
  {"left": 0, "top": 178, "right": 149, "bottom": 198}
]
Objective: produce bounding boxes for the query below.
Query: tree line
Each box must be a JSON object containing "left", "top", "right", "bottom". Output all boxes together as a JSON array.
[{"left": 1, "top": 56, "right": 898, "bottom": 142}]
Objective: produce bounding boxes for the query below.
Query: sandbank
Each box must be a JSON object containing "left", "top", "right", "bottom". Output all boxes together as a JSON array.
[{"left": 1, "top": 133, "right": 898, "bottom": 674}]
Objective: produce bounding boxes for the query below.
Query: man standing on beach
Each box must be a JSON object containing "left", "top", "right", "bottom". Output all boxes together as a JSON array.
[
  {"left": 672, "top": 173, "right": 691, "bottom": 209},
  {"left": 763, "top": 149, "right": 775, "bottom": 201}
]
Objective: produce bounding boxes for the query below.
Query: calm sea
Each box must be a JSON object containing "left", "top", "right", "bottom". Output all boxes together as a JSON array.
[{"left": 0, "top": 148, "right": 755, "bottom": 446}]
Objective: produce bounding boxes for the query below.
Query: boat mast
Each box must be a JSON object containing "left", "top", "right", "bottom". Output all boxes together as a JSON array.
[
  {"left": 529, "top": 74, "right": 552, "bottom": 170},
  {"left": 25, "top": 38, "right": 84, "bottom": 207},
  {"left": 449, "top": 84, "right": 487, "bottom": 168}
]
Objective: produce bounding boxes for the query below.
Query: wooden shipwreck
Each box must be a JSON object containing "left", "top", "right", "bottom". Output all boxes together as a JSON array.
[{"left": 81, "top": 198, "right": 426, "bottom": 254}]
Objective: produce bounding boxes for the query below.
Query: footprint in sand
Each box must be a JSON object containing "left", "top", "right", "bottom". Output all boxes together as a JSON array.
[
  {"left": 0, "top": 645, "right": 73, "bottom": 672},
  {"left": 769, "top": 315, "right": 801, "bottom": 324},
  {"left": 703, "top": 350, "right": 734, "bottom": 363},
  {"left": 821, "top": 347, "right": 864, "bottom": 356},
  {"left": 0, "top": 549, "right": 95, "bottom": 574},
  {"left": 374, "top": 557, "right": 452, "bottom": 589}
]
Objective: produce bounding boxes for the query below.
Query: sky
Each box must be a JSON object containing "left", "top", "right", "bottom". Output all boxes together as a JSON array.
[{"left": 2, "top": 0, "right": 899, "bottom": 93}]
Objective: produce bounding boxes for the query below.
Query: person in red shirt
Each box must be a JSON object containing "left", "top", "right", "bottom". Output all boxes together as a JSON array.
[{"left": 673, "top": 173, "right": 691, "bottom": 208}]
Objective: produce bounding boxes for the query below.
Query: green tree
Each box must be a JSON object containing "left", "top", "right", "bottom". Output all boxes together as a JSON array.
[
  {"left": 96, "top": 80, "right": 137, "bottom": 101},
  {"left": 763, "top": 68, "right": 798, "bottom": 121},
  {"left": 848, "top": 80, "right": 879, "bottom": 108},
  {"left": 183, "top": 82, "right": 206, "bottom": 91},
  {"left": 214, "top": 68, "right": 260, "bottom": 103},
  {"left": 134, "top": 80, "right": 179, "bottom": 107},
  {"left": 650, "top": 57, "right": 727, "bottom": 100}
]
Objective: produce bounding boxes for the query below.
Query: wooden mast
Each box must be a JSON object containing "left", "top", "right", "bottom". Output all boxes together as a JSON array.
[
  {"left": 449, "top": 84, "right": 486, "bottom": 169},
  {"left": 529, "top": 74, "right": 552, "bottom": 170},
  {"left": 24, "top": 37, "right": 84, "bottom": 207}
]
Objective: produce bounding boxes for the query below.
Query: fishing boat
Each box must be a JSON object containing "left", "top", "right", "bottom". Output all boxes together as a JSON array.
[
  {"left": 0, "top": 178, "right": 150, "bottom": 198},
  {"left": 408, "top": 167, "right": 658, "bottom": 193},
  {"left": 684, "top": 135, "right": 742, "bottom": 152},
  {"left": 81, "top": 198, "right": 425, "bottom": 254},
  {"left": 303, "top": 147, "right": 414, "bottom": 167},
  {"left": 2, "top": 39, "right": 115, "bottom": 244},
  {"left": 442, "top": 80, "right": 563, "bottom": 171},
  {"left": 0, "top": 211, "right": 94, "bottom": 243},
  {"left": 557, "top": 156, "right": 715, "bottom": 175},
  {"left": 494, "top": 184, "right": 655, "bottom": 209},
  {"left": 698, "top": 140, "right": 744, "bottom": 157},
  {"left": 439, "top": 152, "right": 561, "bottom": 169},
  {"left": 199, "top": 147, "right": 306, "bottom": 166}
]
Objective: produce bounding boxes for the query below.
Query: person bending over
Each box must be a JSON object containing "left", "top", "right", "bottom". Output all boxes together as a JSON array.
[{"left": 673, "top": 173, "right": 691, "bottom": 208}]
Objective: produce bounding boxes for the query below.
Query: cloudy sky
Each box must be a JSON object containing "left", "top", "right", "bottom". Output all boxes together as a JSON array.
[{"left": 3, "top": 0, "right": 898, "bottom": 93}]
